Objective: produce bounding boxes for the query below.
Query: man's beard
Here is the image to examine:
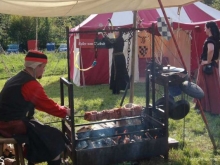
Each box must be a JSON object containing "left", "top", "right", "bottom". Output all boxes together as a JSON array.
[{"left": 37, "top": 75, "right": 42, "bottom": 79}]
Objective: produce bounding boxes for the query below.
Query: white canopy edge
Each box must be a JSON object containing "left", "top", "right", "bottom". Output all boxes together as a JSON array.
[{"left": 0, "top": 0, "right": 199, "bottom": 17}]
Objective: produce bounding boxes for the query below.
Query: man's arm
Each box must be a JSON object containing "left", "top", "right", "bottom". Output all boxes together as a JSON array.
[{"left": 22, "top": 80, "right": 70, "bottom": 118}]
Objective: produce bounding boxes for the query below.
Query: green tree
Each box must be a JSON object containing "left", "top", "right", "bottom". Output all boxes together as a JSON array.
[
  {"left": 202, "top": 0, "right": 213, "bottom": 6},
  {"left": 1, "top": 14, "right": 87, "bottom": 50},
  {"left": 8, "top": 16, "right": 36, "bottom": 49},
  {"left": 0, "top": 14, "right": 11, "bottom": 50},
  {"left": 38, "top": 17, "right": 51, "bottom": 49},
  {"left": 212, "top": 0, "right": 220, "bottom": 10}
]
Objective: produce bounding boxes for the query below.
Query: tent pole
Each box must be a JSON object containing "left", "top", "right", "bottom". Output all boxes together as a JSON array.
[
  {"left": 158, "top": 0, "right": 217, "bottom": 150},
  {"left": 66, "top": 26, "right": 71, "bottom": 82},
  {"left": 129, "top": 11, "right": 137, "bottom": 103},
  {"left": 35, "top": 17, "right": 38, "bottom": 50},
  {"left": 158, "top": 0, "right": 187, "bottom": 71}
]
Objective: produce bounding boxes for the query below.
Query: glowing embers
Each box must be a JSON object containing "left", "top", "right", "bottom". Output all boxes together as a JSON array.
[{"left": 76, "top": 123, "right": 157, "bottom": 150}]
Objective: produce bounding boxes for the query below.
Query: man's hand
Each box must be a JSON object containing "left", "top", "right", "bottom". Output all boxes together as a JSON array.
[{"left": 62, "top": 106, "right": 71, "bottom": 116}]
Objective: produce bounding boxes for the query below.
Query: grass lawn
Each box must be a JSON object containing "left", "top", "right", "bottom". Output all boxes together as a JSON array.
[{"left": 1, "top": 53, "right": 220, "bottom": 165}]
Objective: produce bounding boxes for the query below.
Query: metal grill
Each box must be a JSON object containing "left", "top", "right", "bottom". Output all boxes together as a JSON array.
[{"left": 60, "top": 72, "right": 172, "bottom": 165}]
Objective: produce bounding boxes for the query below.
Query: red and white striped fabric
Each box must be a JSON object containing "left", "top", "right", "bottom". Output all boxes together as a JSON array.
[
  {"left": 70, "top": 2, "right": 220, "bottom": 86},
  {"left": 74, "top": 2, "right": 220, "bottom": 30}
]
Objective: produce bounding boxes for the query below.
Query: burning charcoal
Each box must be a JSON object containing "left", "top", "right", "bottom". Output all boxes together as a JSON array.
[
  {"left": 134, "top": 135, "right": 142, "bottom": 142},
  {"left": 86, "top": 140, "right": 96, "bottom": 149},
  {"left": 102, "top": 138, "right": 116, "bottom": 146},
  {"left": 123, "top": 136, "right": 130, "bottom": 144},
  {"left": 94, "top": 140, "right": 103, "bottom": 148},
  {"left": 117, "top": 136, "right": 124, "bottom": 144},
  {"left": 145, "top": 132, "right": 153, "bottom": 140},
  {"left": 98, "top": 132, "right": 106, "bottom": 137},
  {"left": 76, "top": 141, "right": 88, "bottom": 150},
  {"left": 130, "top": 139, "right": 135, "bottom": 143}
]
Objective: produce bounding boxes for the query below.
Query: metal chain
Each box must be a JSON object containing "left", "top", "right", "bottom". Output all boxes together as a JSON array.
[
  {"left": 124, "top": 30, "right": 133, "bottom": 73},
  {"left": 127, "top": 37, "right": 131, "bottom": 73}
]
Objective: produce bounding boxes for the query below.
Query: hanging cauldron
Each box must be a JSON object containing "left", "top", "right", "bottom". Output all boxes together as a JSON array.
[
  {"left": 180, "top": 81, "right": 204, "bottom": 99},
  {"left": 169, "top": 99, "right": 190, "bottom": 120},
  {"left": 155, "top": 97, "right": 190, "bottom": 120}
]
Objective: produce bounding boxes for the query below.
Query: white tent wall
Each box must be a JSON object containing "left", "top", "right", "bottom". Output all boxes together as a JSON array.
[{"left": 72, "top": 34, "right": 81, "bottom": 86}]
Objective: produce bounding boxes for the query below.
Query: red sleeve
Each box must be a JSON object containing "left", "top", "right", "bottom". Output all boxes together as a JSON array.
[{"left": 21, "top": 80, "right": 67, "bottom": 118}]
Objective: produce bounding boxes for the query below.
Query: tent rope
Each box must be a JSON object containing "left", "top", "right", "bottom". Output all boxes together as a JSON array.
[{"left": 74, "top": 51, "right": 97, "bottom": 71}]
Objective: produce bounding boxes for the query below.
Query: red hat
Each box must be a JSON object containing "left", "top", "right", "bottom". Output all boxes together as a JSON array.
[
  {"left": 24, "top": 50, "right": 47, "bottom": 69},
  {"left": 25, "top": 50, "right": 47, "bottom": 63}
]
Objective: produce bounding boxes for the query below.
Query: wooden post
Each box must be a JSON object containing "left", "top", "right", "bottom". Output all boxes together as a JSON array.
[
  {"left": 35, "top": 17, "right": 38, "bottom": 50},
  {"left": 129, "top": 11, "right": 137, "bottom": 103}
]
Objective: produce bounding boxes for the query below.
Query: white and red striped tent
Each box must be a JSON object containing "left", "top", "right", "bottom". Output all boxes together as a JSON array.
[{"left": 70, "top": 2, "right": 220, "bottom": 86}]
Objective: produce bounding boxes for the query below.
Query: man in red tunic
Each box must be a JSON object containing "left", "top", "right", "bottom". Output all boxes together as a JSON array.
[{"left": 0, "top": 50, "right": 70, "bottom": 165}]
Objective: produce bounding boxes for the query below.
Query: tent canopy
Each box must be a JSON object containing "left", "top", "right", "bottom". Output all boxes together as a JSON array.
[
  {"left": 70, "top": 1, "right": 220, "bottom": 86},
  {"left": 0, "top": 0, "right": 199, "bottom": 17},
  {"left": 73, "top": 2, "right": 220, "bottom": 31}
]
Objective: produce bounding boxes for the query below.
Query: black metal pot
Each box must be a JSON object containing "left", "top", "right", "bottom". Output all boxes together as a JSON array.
[{"left": 169, "top": 99, "right": 190, "bottom": 120}]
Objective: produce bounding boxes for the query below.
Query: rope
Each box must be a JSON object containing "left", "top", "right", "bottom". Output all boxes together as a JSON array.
[{"left": 74, "top": 51, "right": 97, "bottom": 71}]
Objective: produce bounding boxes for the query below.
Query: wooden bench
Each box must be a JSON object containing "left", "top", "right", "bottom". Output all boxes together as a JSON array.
[{"left": 0, "top": 136, "right": 25, "bottom": 165}]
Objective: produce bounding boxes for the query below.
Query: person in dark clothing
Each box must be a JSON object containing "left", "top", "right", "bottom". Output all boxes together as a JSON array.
[
  {"left": 0, "top": 50, "right": 70, "bottom": 165},
  {"left": 102, "top": 27, "right": 129, "bottom": 94},
  {"left": 195, "top": 21, "right": 220, "bottom": 114}
]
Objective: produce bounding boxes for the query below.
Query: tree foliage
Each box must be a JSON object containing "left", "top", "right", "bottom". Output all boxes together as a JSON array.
[
  {"left": 212, "top": 0, "right": 220, "bottom": 10},
  {"left": 8, "top": 16, "right": 36, "bottom": 47},
  {"left": 202, "top": 0, "right": 220, "bottom": 10},
  {"left": 0, "top": 14, "right": 10, "bottom": 50},
  {"left": 0, "top": 15, "right": 87, "bottom": 50}
]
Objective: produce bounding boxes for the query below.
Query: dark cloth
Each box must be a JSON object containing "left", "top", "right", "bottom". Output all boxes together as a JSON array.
[
  {"left": 195, "top": 64, "right": 220, "bottom": 114},
  {"left": 47, "top": 159, "right": 61, "bottom": 165},
  {"left": 14, "top": 119, "right": 66, "bottom": 163},
  {"left": 0, "top": 71, "right": 67, "bottom": 163},
  {"left": 0, "top": 71, "right": 35, "bottom": 121},
  {"left": 201, "top": 36, "right": 219, "bottom": 61},
  {"left": 103, "top": 36, "right": 129, "bottom": 94}
]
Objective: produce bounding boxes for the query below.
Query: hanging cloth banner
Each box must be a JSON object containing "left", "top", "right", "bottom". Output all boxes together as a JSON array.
[
  {"left": 157, "top": 17, "right": 173, "bottom": 41},
  {"left": 138, "top": 31, "right": 151, "bottom": 58}
]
